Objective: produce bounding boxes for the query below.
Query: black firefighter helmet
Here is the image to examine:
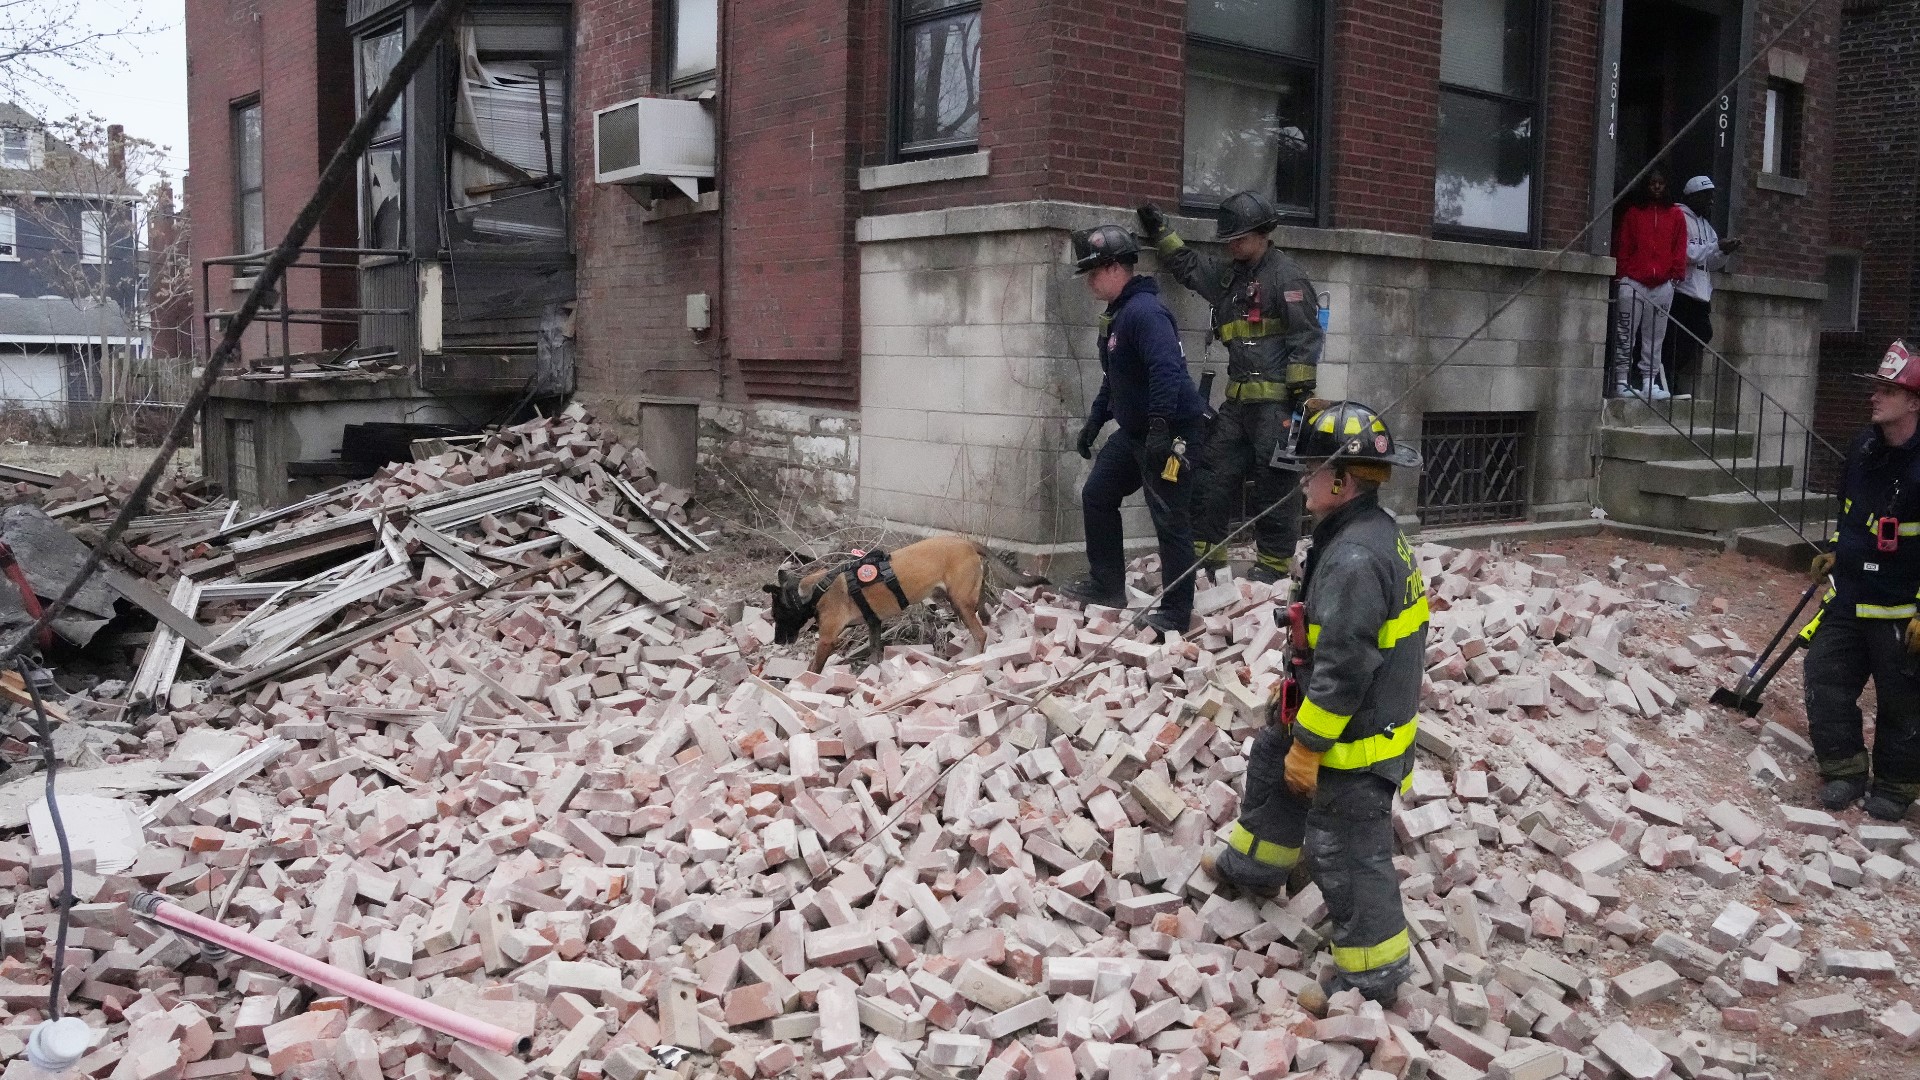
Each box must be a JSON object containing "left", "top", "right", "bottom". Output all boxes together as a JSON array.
[
  {"left": 1272, "top": 400, "right": 1422, "bottom": 471},
  {"left": 1071, "top": 225, "right": 1141, "bottom": 274},
  {"left": 1216, "top": 190, "right": 1280, "bottom": 241}
]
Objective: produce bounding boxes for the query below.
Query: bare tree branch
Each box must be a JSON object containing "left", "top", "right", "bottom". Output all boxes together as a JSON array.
[{"left": 0, "top": 2, "right": 164, "bottom": 100}]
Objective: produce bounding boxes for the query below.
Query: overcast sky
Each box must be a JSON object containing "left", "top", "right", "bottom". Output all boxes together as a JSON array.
[{"left": 18, "top": 2, "right": 189, "bottom": 183}]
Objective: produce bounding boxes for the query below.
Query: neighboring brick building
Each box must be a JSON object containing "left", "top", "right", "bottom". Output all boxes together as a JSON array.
[
  {"left": 1817, "top": 0, "right": 1918, "bottom": 453},
  {"left": 188, "top": 0, "right": 1837, "bottom": 544}
]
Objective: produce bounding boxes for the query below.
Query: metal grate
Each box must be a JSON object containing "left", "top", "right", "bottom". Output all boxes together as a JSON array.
[{"left": 1419, "top": 412, "right": 1533, "bottom": 526}]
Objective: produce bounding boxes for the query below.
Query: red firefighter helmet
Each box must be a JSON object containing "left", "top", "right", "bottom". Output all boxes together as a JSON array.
[{"left": 1857, "top": 340, "right": 1920, "bottom": 395}]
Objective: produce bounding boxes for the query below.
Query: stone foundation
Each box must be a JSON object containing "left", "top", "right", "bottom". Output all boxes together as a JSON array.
[{"left": 698, "top": 402, "right": 861, "bottom": 525}]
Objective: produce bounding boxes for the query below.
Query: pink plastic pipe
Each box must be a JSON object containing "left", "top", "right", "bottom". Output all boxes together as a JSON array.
[{"left": 132, "top": 892, "right": 529, "bottom": 1056}]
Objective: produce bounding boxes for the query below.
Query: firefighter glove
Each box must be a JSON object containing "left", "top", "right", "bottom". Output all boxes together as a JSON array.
[
  {"left": 1906, "top": 617, "right": 1920, "bottom": 655},
  {"left": 1809, "top": 551, "right": 1836, "bottom": 583},
  {"left": 1283, "top": 741, "right": 1324, "bottom": 797},
  {"left": 1141, "top": 417, "right": 1174, "bottom": 475},
  {"left": 1136, "top": 203, "right": 1168, "bottom": 240},
  {"left": 1077, "top": 417, "right": 1104, "bottom": 460}
]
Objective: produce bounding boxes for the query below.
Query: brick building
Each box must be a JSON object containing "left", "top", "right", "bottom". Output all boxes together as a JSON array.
[
  {"left": 1817, "top": 0, "right": 1918, "bottom": 451},
  {"left": 187, "top": 0, "right": 1837, "bottom": 546}
]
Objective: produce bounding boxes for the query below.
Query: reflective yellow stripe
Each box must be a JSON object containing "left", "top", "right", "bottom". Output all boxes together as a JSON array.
[
  {"left": 1218, "top": 320, "right": 1278, "bottom": 344},
  {"left": 1224, "top": 377, "right": 1289, "bottom": 401},
  {"left": 1902, "top": 522, "right": 1920, "bottom": 537},
  {"left": 1321, "top": 717, "right": 1419, "bottom": 771},
  {"left": 1296, "top": 697, "right": 1349, "bottom": 740},
  {"left": 1156, "top": 233, "right": 1185, "bottom": 255},
  {"left": 1857, "top": 603, "right": 1917, "bottom": 619},
  {"left": 1255, "top": 553, "right": 1292, "bottom": 574},
  {"left": 1306, "top": 623, "right": 1321, "bottom": 649},
  {"left": 1227, "top": 823, "right": 1301, "bottom": 868},
  {"left": 1284, "top": 363, "right": 1316, "bottom": 386},
  {"left": 1377, "top": 596, "right": 1429, "bottom": 649},
  {"left": 1332, "top": 929, "right": 1411, "bottom": 973}
]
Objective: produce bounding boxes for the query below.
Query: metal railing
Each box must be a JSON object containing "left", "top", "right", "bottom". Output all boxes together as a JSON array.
[
  {"left": 1611, "top": 288, "right": 1843, "bottom": 546},
  {"left": 200, "top": 246, "right": 413, "bottom": 375}
]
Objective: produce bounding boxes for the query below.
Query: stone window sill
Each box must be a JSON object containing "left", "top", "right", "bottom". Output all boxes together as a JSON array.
[
  {"left": 859, "top": 151, "right": 990, "bottom": 192},
  {"left": 1756, "top": 172, "right": 1809, "bottom": 197},
  {"left": 641, "top": 191, "right": 721, "bottom": 223}
]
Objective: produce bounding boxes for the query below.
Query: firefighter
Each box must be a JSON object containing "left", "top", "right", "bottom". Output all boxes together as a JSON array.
[
  {"left": 1136, "top": 193, "right": 1323, "bottom": 583},
  {"left": 1059, "top": 225, "right": 1208, "bottom": 633},
  {"left": 1802, "top": 339, "right": 1920, "bottom": 821},
  {"left": 1203, "top": 400, "right": 1426, "bottom": 1003}
]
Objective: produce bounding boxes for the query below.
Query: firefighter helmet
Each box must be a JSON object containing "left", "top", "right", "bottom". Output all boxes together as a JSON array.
[
  {"left": 1071, "top": 225, "right": 1141, "bottom": 274},
  {"left": 1216, "top": 190, "right": 1280, "bottom": 240},
  {"left": 1272, "top": 400, "right": 1422, "bottom": 470},
  {"left": 1857, "top": 340, "right": 1920, "bottom": 395}
]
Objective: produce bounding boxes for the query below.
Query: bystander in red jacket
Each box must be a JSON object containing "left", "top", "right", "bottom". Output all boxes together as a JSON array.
[{"left": 1613, "top": 201, "right": 1687, "bottom": 287}]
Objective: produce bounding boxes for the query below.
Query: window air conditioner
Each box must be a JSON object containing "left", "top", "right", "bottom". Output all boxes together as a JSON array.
[{"left": 593, "top": 96, "right": 715, "bottom": 200}]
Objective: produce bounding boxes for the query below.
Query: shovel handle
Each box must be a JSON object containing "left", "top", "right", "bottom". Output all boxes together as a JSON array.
[{"left": 1746, "top": 578, "right": 1824, "bottom": 680}]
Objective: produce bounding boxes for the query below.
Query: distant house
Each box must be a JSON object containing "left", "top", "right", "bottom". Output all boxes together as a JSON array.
[{"left": 0, "top": 103, "right": 143, "bottom": 423}]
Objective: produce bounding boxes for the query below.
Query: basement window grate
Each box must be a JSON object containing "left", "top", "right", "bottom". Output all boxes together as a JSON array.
[{"left": 1418, "top": 412, "right": 1533, "bottom": 526}]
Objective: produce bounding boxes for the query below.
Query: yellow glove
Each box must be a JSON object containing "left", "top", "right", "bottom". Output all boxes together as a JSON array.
[
  {"left": 1809, "top": 551, "right": 1835, "bottom": 582},
  {"left": 1906, "top": 618, "right": 1920, "bottom": 655},
  {"left": 1284, "top": 742, "right": 1324, "bottom": 797}
]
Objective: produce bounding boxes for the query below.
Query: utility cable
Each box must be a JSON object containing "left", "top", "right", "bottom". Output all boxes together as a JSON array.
[
  {"left": 21, "top": 662, "right": 73, "bottom": 1019},
  {"left": 0, "top": 0, "right": 474, "bottom": 671}
]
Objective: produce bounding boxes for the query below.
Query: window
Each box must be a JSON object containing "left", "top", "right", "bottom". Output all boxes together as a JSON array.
[
  {"left": 669, "top": 0, "right": 717, "bottom": 89},
  {"left": 0, "top": 128, "right": 28, "bottom": 169},
  {"left": 1419, "top": 412, "right": 1533, "bottom": 525},
  {"left": 894, "top": 0, "right": 981, "bottom": 158},
  {"left": 81, "top": 211, "right": 104, "bottom": 264},
  {"left": 232, "top": 99, "right": 264, "bottom": 256},
  {"left": 1762, "top": 78, "right": 1802, "bottom": 178},
  {"left": 1822, "top": 252, "right": 1861, "bottom": 332},
  {"left": 0, "top": 208, "right": 14, "bottom": 259},
  {"left": 447, "top": 10, "right": 570, "bottom": 251},
  {"left": 229, "top": 419, "right": 259, "bottom": 505},
  {"left": 359, "top": 25, "right": 407, "bottom": 249},
  {"left": 1182, "top": 0, "right": 1320, "bottom": 217},
  {"left": 1433, "top": 0, "right": 1540, "bottom": 241}
]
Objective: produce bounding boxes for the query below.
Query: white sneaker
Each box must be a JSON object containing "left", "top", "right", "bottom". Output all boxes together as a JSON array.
[{"left": 1647, "top": 386, "right": 1673, "bottom": 401}]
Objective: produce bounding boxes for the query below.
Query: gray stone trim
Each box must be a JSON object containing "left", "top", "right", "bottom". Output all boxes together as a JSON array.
[
  {"left": 855, "top": 199, "right": 1617, "bottom": 276},
  {"left": 1714, "top": 271, "right": 1826, "bottom": 301},
  {"left": 1755, "top": 172, "right": 1809, "bottom": 198},
  {"left": 641, "top": 191, "right": 721, "bottom": 223},
  {"left": 858, "top": 151, "right": 991, "bottom": 191}
]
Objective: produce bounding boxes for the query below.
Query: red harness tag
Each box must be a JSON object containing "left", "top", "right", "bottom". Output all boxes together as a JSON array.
[{"left": 856, "top": 564, "right": 880, "bottom": 584}]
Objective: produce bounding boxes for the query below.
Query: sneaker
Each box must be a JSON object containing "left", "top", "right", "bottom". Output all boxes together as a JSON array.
[
  {"left": 1057, "top": 578, "right": 1124, "bottom": 609},
  {"left": 1142, "top": 609, "right": 1191, "bottom": 635},
  {"left": 1865, "top": 792, "right": 1912, "bottom": 822},
  {"left": 1647, "top": 386, "right": 1673, "bottom": 402},
  {"left": 1817, "top": 776, "right": 1869, "bottom": 810},
  {"left": 1605, "top": 384, "right": 1631, "bottom": 399}
]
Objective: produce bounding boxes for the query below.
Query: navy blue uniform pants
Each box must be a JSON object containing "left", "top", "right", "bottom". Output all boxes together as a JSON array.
[{"left": 1082, "top": 426, "right": 1200, "bottom": 620}]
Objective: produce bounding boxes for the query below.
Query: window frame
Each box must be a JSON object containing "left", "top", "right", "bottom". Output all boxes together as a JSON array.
[
  {"left": 80, "top": 210, "right": 105, "bottom": 265},
  {"left": 231, "top": 97, "right": 265, "bottom": 257},
  {"left": 0, "top": 128, "right": 28, "bottom": 170},
  {"left": 664, "top": 0, "right": 718, "bottom": 93},
  {"left": 889, "top": 0, "right": 985, "bottom": 162},
  {"left": 1431, "top": 0, "right": 1550, "bottom": 247},
  {"left": 0, "top": 206, "right": 15, "bottom": 260},
  {"left": 1761, "top": 78, "right": 1803, "bottom": 179},
  {"left": 1178, "top": 0, "right": 1328, "bottom": 224},
  {"left": 356, "top": 19, "right": 409, "bottom": 252}
]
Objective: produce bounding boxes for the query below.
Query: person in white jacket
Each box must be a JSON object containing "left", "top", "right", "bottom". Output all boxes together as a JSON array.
[{"left": 1667, "top": 176, "right": 1742, "bottom": 396}]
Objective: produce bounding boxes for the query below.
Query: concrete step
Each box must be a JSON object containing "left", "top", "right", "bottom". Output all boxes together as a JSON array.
[
  {"left": 1673, "top": 489, "right": 1837, "bottom": 533},
  {"left": 1599, "top": 425, "right": 1755, "bottom": 462},
  {"left": 1600, "top": 396, "right": 1725, "bottom": 429},
  {"left": 1734, "top": 524, "right": 1830, "bottom": 570},
  {"left": 1636, "top": 458, "right": 1796, "bottom": 498}
]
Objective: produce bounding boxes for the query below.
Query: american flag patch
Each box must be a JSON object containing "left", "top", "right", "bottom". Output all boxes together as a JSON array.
[{"left": 1284, "top": 290, "right": 1305, "bottom": 303}]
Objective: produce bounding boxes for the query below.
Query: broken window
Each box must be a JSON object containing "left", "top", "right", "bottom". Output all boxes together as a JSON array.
[
  {"left": 446, "top": 10, "right": 569, "bottom": 252},
  {"left": 359, "top": 25, "right": 407, "bottom": 250}
]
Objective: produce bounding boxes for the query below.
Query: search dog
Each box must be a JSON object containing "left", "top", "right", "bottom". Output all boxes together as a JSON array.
[{"left": 764, "top": 535, "right": 1048, "bottom": 672}]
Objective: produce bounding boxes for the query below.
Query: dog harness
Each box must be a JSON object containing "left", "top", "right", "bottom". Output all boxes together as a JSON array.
[{"left": 801, "top": 549, "right": 913, "bottom": 651}]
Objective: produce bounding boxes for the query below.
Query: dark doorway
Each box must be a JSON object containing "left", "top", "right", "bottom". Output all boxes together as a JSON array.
[{"left": 1616, "top": 0, "right": 1739, "bottom": 229}]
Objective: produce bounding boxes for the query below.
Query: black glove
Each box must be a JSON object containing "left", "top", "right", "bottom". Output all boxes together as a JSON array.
[
  {"left": 1287, "top": 386, "right": 1319, "bottom": 414},
  {"left": 1136, "top": 203, "right": 1168, "bottom": 239},
  {"left": 1077, "top": 416, "right": 1104, "bottom": 460},
  {"left": 1141, "top": 417, "right": 1174, "bottom": 473}
]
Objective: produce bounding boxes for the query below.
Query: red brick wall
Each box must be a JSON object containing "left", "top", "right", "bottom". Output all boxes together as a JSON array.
[
  {"left": 184, "top": 1, "right": 355, "bottom": 363},
  {"left": 1815, "top": 0, "right": 1917, "bottom": 445},
  {"left": 1327, "top": 0, "right": 1443, "bottom": 233},
  {"left": 1541, "top": 0, "right": 1600, "bottom": 247},
  {"left": 1734, "top": 0, "right": 1837, "bottom": 283},
  {"left": 571, "top": 0, "right": 727, "bottom": 405}
]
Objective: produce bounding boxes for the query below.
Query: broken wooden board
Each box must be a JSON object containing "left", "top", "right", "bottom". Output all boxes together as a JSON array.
[
  {"left": 104, "top": 569, "right": 215, "bottom": 649},
  {"left": 545, "top": 516, "right": 685, "bottom": 606}
]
